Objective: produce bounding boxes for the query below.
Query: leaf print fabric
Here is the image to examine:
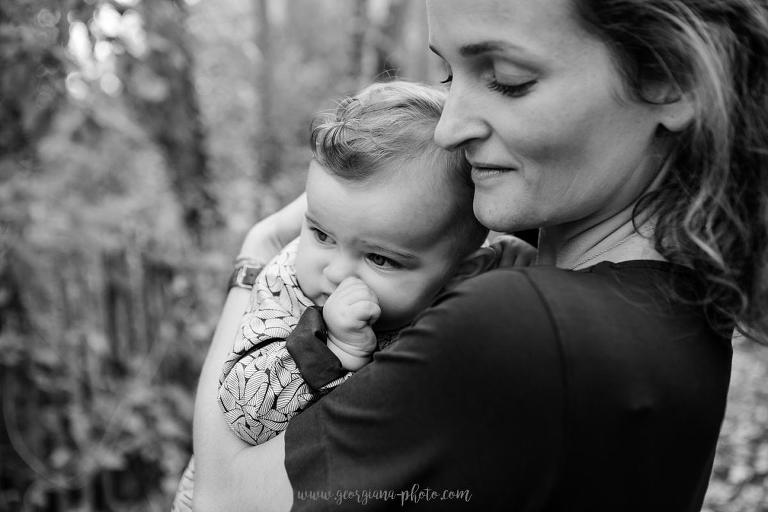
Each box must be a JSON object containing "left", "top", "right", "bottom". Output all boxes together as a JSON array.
[
  {"left": 171, "top": 239, "right": 334, "bottom": 512},
  {"left": 218, "top": 238, "right": 326, "bottom": 443}
]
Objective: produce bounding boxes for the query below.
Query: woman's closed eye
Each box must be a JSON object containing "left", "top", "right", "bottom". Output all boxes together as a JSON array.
[
  {"left": 482, "top": 65, "right": 537, "bottom": 97},
  {"left": 366, "top": 253, "right": 402, "bottom": 269},
  {"left": 438, "top": 58, "right": 453, "bottom": 85},
  {"left": 438, "top": 66, "right": 536, "bottom": 97},
  {"left": 487, "top": 77, "right": 537, "bottom": 97}
]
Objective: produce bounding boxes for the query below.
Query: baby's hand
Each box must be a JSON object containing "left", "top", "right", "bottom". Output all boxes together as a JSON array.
[
  {"left": 489, "top": 234, "right": 537, "bottom": 268},
  {"left": 323, "top": 277, "right": 381, "bottom": 371}
]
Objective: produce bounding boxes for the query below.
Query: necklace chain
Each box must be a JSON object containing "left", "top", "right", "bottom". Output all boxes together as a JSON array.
[{"left": 569, "top": 234, "right": 636, "bottom": 270}]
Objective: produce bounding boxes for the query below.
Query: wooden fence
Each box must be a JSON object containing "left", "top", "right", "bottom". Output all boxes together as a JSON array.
[{"left": 1, "top": 245, "right": 208, "bottom": 511}]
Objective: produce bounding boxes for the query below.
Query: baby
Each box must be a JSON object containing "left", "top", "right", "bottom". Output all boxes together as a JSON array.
[{"left": 172, "top": 80, "right": 504, "bottom": 511}]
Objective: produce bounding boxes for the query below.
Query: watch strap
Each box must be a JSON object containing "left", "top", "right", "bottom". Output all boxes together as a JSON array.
[{"left": 227, "top": 260, "right": 264, "bottom": 291}]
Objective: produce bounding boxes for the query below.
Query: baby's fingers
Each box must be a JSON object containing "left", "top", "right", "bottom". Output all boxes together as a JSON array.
[
  {"left": 334, "top": 277, "right": 379, "bottom": 303},
  {"left": 347, "top": 300, "right": 381, "bottom": 325}
]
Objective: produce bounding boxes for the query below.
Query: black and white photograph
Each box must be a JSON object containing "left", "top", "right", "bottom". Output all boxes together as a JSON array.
[{"left": 1, "top": 1, "right": 768, "bottom": 510}]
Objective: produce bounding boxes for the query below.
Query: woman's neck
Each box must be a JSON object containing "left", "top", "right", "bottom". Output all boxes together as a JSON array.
[{"left": 537, "top": 205, "right": 665, "bottom": 270}]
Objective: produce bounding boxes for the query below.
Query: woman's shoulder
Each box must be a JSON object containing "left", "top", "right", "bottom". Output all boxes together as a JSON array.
[
  {"left": 285, "top": 261, "right": 732, "bottom": 510},
  {"left": 443, "top": 259, "right": 709, "bottom": 326},
  {"left": 415, "top": 260, "right": 731, "bottom": 508},
  {"left": 456, "top": 259, "right": 690, "bottom": 295},
  {"left": 426, "top": 259, "right": 730, "bottom": 368}
]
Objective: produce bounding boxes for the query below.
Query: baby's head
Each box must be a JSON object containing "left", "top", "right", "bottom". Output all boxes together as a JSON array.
[{"left": 295, "top": 80, "right": 488, "bottom": 331}]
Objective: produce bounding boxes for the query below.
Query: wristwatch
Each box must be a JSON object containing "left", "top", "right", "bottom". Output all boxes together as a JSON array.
[{"left": 227, "top": 260, "right": 264, "bottom": 291}]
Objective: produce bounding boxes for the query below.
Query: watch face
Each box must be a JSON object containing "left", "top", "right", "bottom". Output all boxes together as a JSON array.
[
  {"left": 242, "top": 265, "right": 261, "bottom": 286},
  {"left": 229, "top": 264, "right": 264, "bottom": 290}
]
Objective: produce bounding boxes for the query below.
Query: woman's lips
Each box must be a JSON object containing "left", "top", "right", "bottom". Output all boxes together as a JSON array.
[{"left": 470, "top": 165, "right": 517, "bottom": 181}]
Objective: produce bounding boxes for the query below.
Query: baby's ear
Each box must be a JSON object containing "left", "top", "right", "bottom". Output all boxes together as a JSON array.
[{"left": 448, "top": 247, "right": 500, "bottom": 286}]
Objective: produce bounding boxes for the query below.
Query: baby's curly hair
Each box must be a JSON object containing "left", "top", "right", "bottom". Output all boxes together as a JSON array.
[{"left": 310, "top": 80, "right": 488, "bottom": 258}]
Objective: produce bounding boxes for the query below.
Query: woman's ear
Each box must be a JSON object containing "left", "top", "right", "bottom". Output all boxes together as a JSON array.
[
  {"left": 658, "top": 92, "right": 695, "bottom": 132},
  {"left": 647, "top": 83, "right": 695, "bottom": 133}
]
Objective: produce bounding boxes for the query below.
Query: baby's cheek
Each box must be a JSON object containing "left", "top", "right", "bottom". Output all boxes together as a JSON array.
[
  {"left": 375, "top": 279, "right": 436, "bottom": 329},
  {"left": 294, "top": 249, "right": 320, "bottom": 301}
]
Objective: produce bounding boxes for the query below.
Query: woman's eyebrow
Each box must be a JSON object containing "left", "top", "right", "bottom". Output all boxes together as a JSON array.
[
  {"left": 430, "top": 40, "right": 535, "bottom": 65},
  {"left": 459, "top": 41, "right": 526, "bottom": 57}
]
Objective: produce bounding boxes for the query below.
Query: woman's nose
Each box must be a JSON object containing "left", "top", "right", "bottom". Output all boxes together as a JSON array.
[
  {"left": 434, "top": 81, "right": 491, "bottom": 150},
  {"left": 322, "top": 255, "right": 356, "bottom": 287}
]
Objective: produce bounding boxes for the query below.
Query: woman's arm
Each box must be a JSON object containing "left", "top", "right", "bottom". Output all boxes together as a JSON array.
[
  {"left": 236, "top": 193, "right": 306, "bottom": 263},
  {"left": 192, "top": 289, "right": 293, "bottom": 512},
  {"left": 193, "top": 196, "right": 306, "bottom": 512},
  {"left": 284, "top": 270, "right": 565, "bottom": 511}
]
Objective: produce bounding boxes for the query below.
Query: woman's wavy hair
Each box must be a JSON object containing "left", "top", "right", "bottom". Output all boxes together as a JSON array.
[{"left": 574, "top": 0, "right": 768, "bottom": 342}]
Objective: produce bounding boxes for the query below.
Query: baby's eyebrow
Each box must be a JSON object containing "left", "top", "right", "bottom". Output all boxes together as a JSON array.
[
  {"left": 305, "top": 213, "right": 334, "bottom": 235},
  {"left": 362, "top": 241, "right": 418, "bottom": 262},
  {"left": 304, "top": 212, "right": 322, "bottom": 227}
]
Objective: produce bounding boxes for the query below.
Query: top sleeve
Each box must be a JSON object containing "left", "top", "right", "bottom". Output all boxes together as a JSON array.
[
  {"left": 218, "top": 304, "right": 349, "bottom": 446},
  {"left": 284, "top": 270, "right": 566, "bottom": 511},
  {"left": 217, "top": 240, "right": 334, "bottom": 445},
  {"left": 286, "top": 306, "right": 349, "bottom": 390}
]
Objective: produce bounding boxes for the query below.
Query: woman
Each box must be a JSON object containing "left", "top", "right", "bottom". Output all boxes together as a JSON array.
[{"left": 192, "top": 0, "right": 768, "bottom": 510}]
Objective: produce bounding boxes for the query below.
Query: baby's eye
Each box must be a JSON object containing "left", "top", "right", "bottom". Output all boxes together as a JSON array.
[
  {"left": 367, "top": 253, "right": 402, "bottom": 269},
  {"left": 311, "top": 227, "right": 331, "bottom": 244}
]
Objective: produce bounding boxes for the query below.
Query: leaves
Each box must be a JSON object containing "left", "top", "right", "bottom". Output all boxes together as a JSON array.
[{"left": 703, "top": 338, "right": 768, "bottom": 512}]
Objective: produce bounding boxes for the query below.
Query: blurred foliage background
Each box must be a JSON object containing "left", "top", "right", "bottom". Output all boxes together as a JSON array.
[{"left": 0, "top": 1, "right": 765, "bottom": 511}]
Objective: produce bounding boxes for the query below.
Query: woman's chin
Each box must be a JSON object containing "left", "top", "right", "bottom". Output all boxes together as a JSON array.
[{"left": 473, "top": 199, "right": 530, "bottom": 233}]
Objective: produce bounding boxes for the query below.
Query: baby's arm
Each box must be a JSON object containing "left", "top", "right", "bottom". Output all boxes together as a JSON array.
[
  {"left": 217, "top": 302, "right": 362, "bottom": 445},
  {"left": 322, "top": 277, "right": 380, "bottom": 371},
  {"left": 218, "top": 241, "right": 322, "bottom": 445},
  {"left": 218, "top": 273, "right": 379, "bottom": 445},
  {"left": 218, "top": 336, "right": 321, "bottom": 445}
]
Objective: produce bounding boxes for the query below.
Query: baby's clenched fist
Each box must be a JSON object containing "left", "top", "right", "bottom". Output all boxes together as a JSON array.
[{"left": 323, "top": 277, "right": 380, "bottom": 371}]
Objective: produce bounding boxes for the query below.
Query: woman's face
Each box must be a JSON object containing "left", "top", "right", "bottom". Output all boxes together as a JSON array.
[{"left": 427, "top": 0, "right": 668, "bottom": 234}]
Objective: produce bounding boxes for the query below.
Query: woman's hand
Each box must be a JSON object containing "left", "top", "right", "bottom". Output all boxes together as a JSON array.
[
  {"left": 237, "top": 193, "right": 306, "bottom": 263},
  {"left": 488, "top": 234, "right": 537, "bottom": 268},
  {"left": 446, "top": 234, "right": 538, "bottom": 290}
]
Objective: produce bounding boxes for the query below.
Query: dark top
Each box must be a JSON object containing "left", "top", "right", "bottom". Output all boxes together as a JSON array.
[{"left": 284, "top": 261, "right": 732, "bottom": 511}]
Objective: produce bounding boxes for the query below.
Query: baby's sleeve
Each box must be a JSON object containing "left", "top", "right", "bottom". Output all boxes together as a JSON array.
[
  {"left": 217, "top": 240, "right": 350, "bottom": 445},
  {"left": 217, "top": 307, "right": 352, "bottom": 444},
  {"left": 217, "top": 336, "right": 318, "bottom": 444}
]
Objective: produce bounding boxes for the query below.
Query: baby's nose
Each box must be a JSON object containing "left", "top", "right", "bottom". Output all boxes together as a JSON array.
[{"left": 323, "top": 256, "right": 357, "bottom": 286}]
